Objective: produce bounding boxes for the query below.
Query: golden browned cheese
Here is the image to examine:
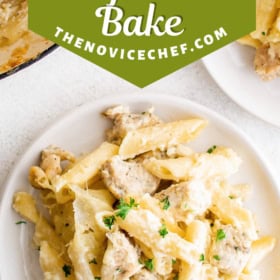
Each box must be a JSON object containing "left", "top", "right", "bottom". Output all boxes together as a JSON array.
[{"left": 0, "top": 0, "right": 54, "bottom": 74}]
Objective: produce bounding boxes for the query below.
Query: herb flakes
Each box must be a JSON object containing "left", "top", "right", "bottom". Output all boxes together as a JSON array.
[
  {"left": 207, "top": 145, "right": 217, "bottom": 154},
  {"left": 15, "top": 220, "right": 27, "bottom": 225},
  {"left": 159, "top": 224, "right": 169, "bottom": 238},
  {"left": 62, "top": 264, "right": 72, "bottom": 277},
  {"left": 216, "top": 229, "right": 226, "bottom": 241},
  {"left": 161, "top": 196, "right": 170, "bottom": 210},
  {"left": 199, "top": 254, "right": 205, "bottom": 262},
  {"left": 144, "top": 259, "right": 154, "bottom": 271},
  {"left": 89, "top": 258, "right": 98, "bottom": 264},
  {"left": 116, "top": 198, "right": 138, "bottom": 220},
  {"left": 103, "top": 215, "right": 116, "bottom": 230},
  {"left": 213, "top": 255, "right": 221, "bottom": 261}
]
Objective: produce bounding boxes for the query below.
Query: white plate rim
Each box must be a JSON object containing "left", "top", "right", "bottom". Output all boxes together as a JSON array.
[
  {"left": 202, "top": 43, "right": 280, "bottom": 128},
  {"left": 0, "top": 93, "right": 280, "bottom": 279}
]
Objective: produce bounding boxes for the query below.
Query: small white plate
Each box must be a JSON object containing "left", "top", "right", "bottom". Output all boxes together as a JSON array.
[
  {"left": 203, "top": 42, "right": 280, "bottom": 127},
  {"left": 0, "top": 94, "right": 280, "bottom": 279}
]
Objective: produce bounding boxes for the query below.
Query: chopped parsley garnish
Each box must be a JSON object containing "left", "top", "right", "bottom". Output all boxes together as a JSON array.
[
  {"left": 199, "top": 254, "right": 205, "bottom": 262},
  {"left": 172, "top": 259, "right": 177, "bottom": 265},
  {"left": 216, "top": 229, "right": 226, "bottom": 241},
  {"left": 207, "top": 145, "right": 217, "bottom": 154},
  {"left": 144, "top": 259, "right": 154, "bottom": 271},
  {"left": 213, "top": 255, "right": 221, "bottom": 261},
  {"left": 89, "top": 258, "right": 98, "bottom": 264},
  {"left": 62, "top": 264, "right": 72, "bottom": 277},
  {"left": 161, "top": 196, "right": 170, "bottom": 210},
  {"left": 95, "top": 277, "right": 101, "bottom": 280},
  {"left": 173, "top": 273, "right": 179, "bottom": 280},
  {"left": 159, "top": 224, "right": 169, "bottom": 238},
  {"left": 15, "top": 220, "right": 27, "bottom": 225},
  {"left": 103, "top": 215, "right": 116, "bottom": 230},
  {"left": 262, "top": 31, "right": 266, "bottom": 36},
  {"left": 116, "top": 198, "right": 138, "bottom": 220},
  {"left": 229, "top": 195, "right": 235, "bottom": 199}
]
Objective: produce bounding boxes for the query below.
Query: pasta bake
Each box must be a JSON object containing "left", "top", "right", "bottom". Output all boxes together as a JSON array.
[
  {"left": 239, "top": 0, "right": 280, "bottom": 80},
  {"left": 13, "top": 105, "right": 275, "bottom": 279},
  {"left": 0, "top": 0, "right": 54, "bottom": 74}
]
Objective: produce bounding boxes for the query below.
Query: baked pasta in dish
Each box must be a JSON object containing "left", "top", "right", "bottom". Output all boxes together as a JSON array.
[{"left": 0, "top": 0, "right": 54, "bottom": 74}]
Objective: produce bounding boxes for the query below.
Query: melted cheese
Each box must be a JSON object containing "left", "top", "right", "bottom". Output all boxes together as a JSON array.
[{"left": 0, "top": 0, "right": 54, "bottom": 74}]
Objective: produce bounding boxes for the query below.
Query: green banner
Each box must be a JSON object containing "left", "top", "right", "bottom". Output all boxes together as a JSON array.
[{"left": 29, "top": 0, "right": 255, "bottom": 87}]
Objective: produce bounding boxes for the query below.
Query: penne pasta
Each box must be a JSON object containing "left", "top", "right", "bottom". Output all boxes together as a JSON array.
[
  {"left": 119, "top": 119, "right": 207, "bottom": 158},
  {"left": 245, "top": 236, "right": 276, "bottom": 272},
  {"left": 12, "top": 105, "right": 275, "bottom": 280},
  {"left": 55, "top": 142, "right": 119, "bottom": 190},
  {"left": 39, "top": 241, "right": 75, "bottom": 280},
  {"left": 116, "top": 208, "right": 200, "bottom": 264},
  {"left": 144, "top": 147, "right": 241, "bottom": 182},
  {"left": 210, "top": 191, "right": 258, "bottom": 240},
  {"left": 13, "top": 192, "right": 39, "bottom": 223}
]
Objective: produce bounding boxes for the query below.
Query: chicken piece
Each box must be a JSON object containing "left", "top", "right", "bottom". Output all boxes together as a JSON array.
[
  {"left": 101, "top": 231, "right": 142, "bottom": 280},
  {"left": 40, "top": 145, "right": 75, "bottom": 180},
  {"left": 154, "top": 180, "right": 211, "bottom": 225},
  {"left": 209, "top": 224, "right": 251, "bottom": 276},
  {"left": 131, "top": 269, "right": 162, "bottom": 280},
  {"left": 102, "top": 156, "right": 160, "bottom": 199},
  {"left": 103, "top": 105, "right": 162, "bottom": 145},
  {"left": 254, "top": 42, "right": 280, "bottom": 80}
]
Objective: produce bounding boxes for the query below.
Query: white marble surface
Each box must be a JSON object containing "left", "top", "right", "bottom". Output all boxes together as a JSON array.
[{"left": 0, "top": 47, "right": 280, "bottom": 193}]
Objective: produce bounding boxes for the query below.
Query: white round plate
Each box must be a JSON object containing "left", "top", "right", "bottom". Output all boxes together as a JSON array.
[
  {"left": 0, "top": 94, "right": 280, "bottom": 279},
  {"left": 202, "top": 42, "right": 280, "bottom": 127}
]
